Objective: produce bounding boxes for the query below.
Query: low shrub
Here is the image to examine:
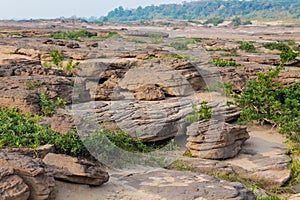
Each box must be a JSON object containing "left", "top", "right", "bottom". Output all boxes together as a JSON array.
[{"left": 263, "top": 42, "right": 290, "bottom": 51}]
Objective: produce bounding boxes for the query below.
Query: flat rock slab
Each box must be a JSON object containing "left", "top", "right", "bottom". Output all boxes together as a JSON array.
[
  {"left": 118, "top": 169, "right": 255, "bottom": 200},
  {"left": 225, "top": 125, "right": 291, "bottom": 187},
  {"left": 55, "top": 169, "right": 255, "bottom": 200}
]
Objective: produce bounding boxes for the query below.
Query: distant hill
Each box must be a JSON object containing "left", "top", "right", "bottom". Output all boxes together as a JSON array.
[{"left": 100, "top": 0, "right": 300, "bottom": 22}]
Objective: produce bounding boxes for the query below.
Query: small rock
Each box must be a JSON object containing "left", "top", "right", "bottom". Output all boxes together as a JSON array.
[{"left": 134, "top": 84, "right": 166, "bottom": 101}]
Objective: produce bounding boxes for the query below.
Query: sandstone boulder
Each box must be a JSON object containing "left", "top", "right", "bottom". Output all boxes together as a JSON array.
[
  {"left": 43, "top": 153, "right": 109, "bottom": 186},
  {"left": 0, "top": 166, "right": 30, "bottom": 200},
  {"left": 0, "top": 151, "right": 56, "bottom": 200},
  {"left": 134, "top": 84, "right": 166, "bottom": 101},
  {"left": 186, "top": 120, "right": 249, "bottom": 159}
]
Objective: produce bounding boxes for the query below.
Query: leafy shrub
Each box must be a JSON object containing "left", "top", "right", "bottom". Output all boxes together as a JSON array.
[
  {"left": 204, "top": 17, "right": 224, "bottom": 26},
  {"left": 0, "top": 108, "right": 85, "bottom": 156},
  {"left": 185, "top": 102, "right": 212, "bottom": 123},
  {"left": 211, "top": 59, "right": 237, "bottom": 67},
  {"left": 43, "top": 50, "right": 79, "bottom": 71},
  {"left": 263, "top": 42, "right": 290, "bottom": 51},
  {"left": 50, "top": 30, "right": 93, "bottom": 40},
  {"left": 169, "top": 38, "right": 201, "bottom": 50},
  {"left": 232, "top": 17, "right": 242, "bottom": 26},
  {"left": 287, "top": 40, "right": 296, "bottom": 46},
  {"left": 239, "top": 41, "right": 256, "bottom": 53},
  {"left": 92, "top": 32, "right": 120, "bottom": 39},
  {"left": 39, "top": 92, "right": 56, "bottom": 116},
  {"left": 280, "top": 49, "right": 299, "bottom": 65},
  {"left": 235, "top": 66, "right": 300, "bottom": 151}
]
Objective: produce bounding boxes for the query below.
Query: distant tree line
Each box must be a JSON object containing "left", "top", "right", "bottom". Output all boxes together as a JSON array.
[{"left": 98, "top": 0, "right": 300, "bottom": 22}]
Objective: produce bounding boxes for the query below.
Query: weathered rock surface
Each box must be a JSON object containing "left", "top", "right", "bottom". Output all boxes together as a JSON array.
[
  {"left": 43, "top": 153, "right": 109, "bottom": 186},
  {"left": 134, "top": 84, "right": 166, "bottom": 101},
  {"left": 0, "top": 151, "right": 56, "bottom": 200},
  {"left": 51, "top": 113, "right": 76, "bottom": 134},
  {"left": 0, "top": 76, "right": 73, "bottom": 114},
  {"left": 174, "top": 125, "right": 291, "bottom": 188},
  {"left": 2, "top": 144, "right": 55, "bottom": 159},
  {"left": 220, "top": 65, "right": 300, "bottom": 92},
  {"left": 118, "top": 169, "right": 255, "bottom": 200},
  {"left": 186, "top": 120, "right": 249, "bottom": 159},
  {"left": 0, "top": 166, "right": 30, "bottom": 200}
]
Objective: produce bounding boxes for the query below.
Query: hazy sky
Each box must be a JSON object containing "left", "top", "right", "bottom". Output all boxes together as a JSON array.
[{"left": 0, "top": 0, "right": 188, "bottom": 19}]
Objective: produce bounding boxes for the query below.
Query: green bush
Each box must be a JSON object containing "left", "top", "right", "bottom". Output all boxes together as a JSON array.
[
  {"left": 280, "top": 49, "right": 298, "bottom": 65},
  {"left": 211, "top": 59, "right": 237, "bottom": 67},
  {"left": 185, "top": 102, "right": 212, "bottom": 123},
  {"left": 39, "top": 92, "right": 56, "bottom": 116},
  {"left": 263, "top": 42, "right": 290, "bottom": 51},
  {"left": 0, "top": 108, "right": 85, "bottom": 156},
  {"left": 235, "top": 66, "right": 300, "bottom": 150},
  {"left": 239, "top": 41, "right": 256, "bottom": 53},
  {"left": 204, "top": 17, "right": 224, "bottom": 26},
  {"left": 43, "top": 50, "right": 79, "bottom": 71},
  {"left": 169, "top": 38, "right": 201, "bottom": 50},
  {"left": 92, "top": 32, "right": 120, "bottom": 39},
  {"left": 50, "top": 30, "right": 93, "bottom": 40}
]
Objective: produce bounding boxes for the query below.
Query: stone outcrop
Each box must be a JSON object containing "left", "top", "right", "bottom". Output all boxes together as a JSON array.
[
  {"left": 220, "top": 65, "right": 300, "bottom": 92},
  {"left": 51, "top": 113, "right": 76, "bottom": 134},
  {"left": 119, "top": 169, "right": 255, "bottom": 200},
  {"left": 134, "top": 84, "right": 166, "bottom": 101},
  {"left": 0, "top": 76, "right": 73, "bottom": 114},
  {"left": 43, "top": 153, "right": 109, "bottom": 186},
  {"left": 186, "top": 120, "right": 250, "bottom": 159},
  {"left": 0, "top": 151, "right": 56, "bottom": 200},
  {"left": 0, "top": 166, "right": 30, "bottom": 200}
]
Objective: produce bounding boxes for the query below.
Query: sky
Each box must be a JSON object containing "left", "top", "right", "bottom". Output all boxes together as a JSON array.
[{"left": 0, "top": 0, "right": 189, "bottom": 20}]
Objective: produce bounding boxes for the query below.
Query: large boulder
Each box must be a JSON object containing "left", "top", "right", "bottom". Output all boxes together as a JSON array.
[{"left": 186, "top": 120, "right": 250, "bottom": 159}]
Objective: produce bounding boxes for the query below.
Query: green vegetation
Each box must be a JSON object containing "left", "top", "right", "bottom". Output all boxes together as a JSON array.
[
  {"left": 25, "top": 81, "right": 42, "bottom": 89},
  {"left": 39, "top": 92, "right": 56, "bottom": 116},
  {"left": 235, "top": 63, "right": 300, "bottom": 151},
  {"left": 92, "top": 32, "right": 120, "bottom": 39},
  {"left": 0, "top": 107, "right": 85, "bottom": 156},
  {"left": 185, "top": 102, "right": 212, "bottom": 123},
  {"left": 39, "top": 92, "right": 68, "bottom": 116},
  {"left": 211, "top": 59, "right": 237, "bottom": 67},
  {"left": 239, "top": 41, "right": 256, "bottom": 53},
  {"left": 263, "top": 42, "right": 290, "bottom": 51},
  {"left": 172, "top": 160, "right": 192, "bottom": 171},
  {"left": 169, "top": 38, "right": 201, "bottom": 50},
  {"left": 43, "top": 50, "right": 79, "bottom": 71},
  {"left": 50, "top": 30, "right": 94, "bottom": 40},
  {"left": 126, "top": 38, "right": 147, "bottom": 43},
  {"left": 50, "top": 30, "right": 120, "bottom": 40},
  {"left": 221, "top": 50, "right": 239, "bottom": 57},
  {"left": 101, "top": 0, "right": 300, "bottom": 22},
  {"left": 204, "top": 17, "right": 224, "bottom": 26},
  {"left": 280, "top": 49, "right": 299, "bottom": 64},
  {"left": 148, "top": 33, "right": 163, "bottom": 44},
  {"left": 207, "top": 48, "right": 230, "bottom": 52}
]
